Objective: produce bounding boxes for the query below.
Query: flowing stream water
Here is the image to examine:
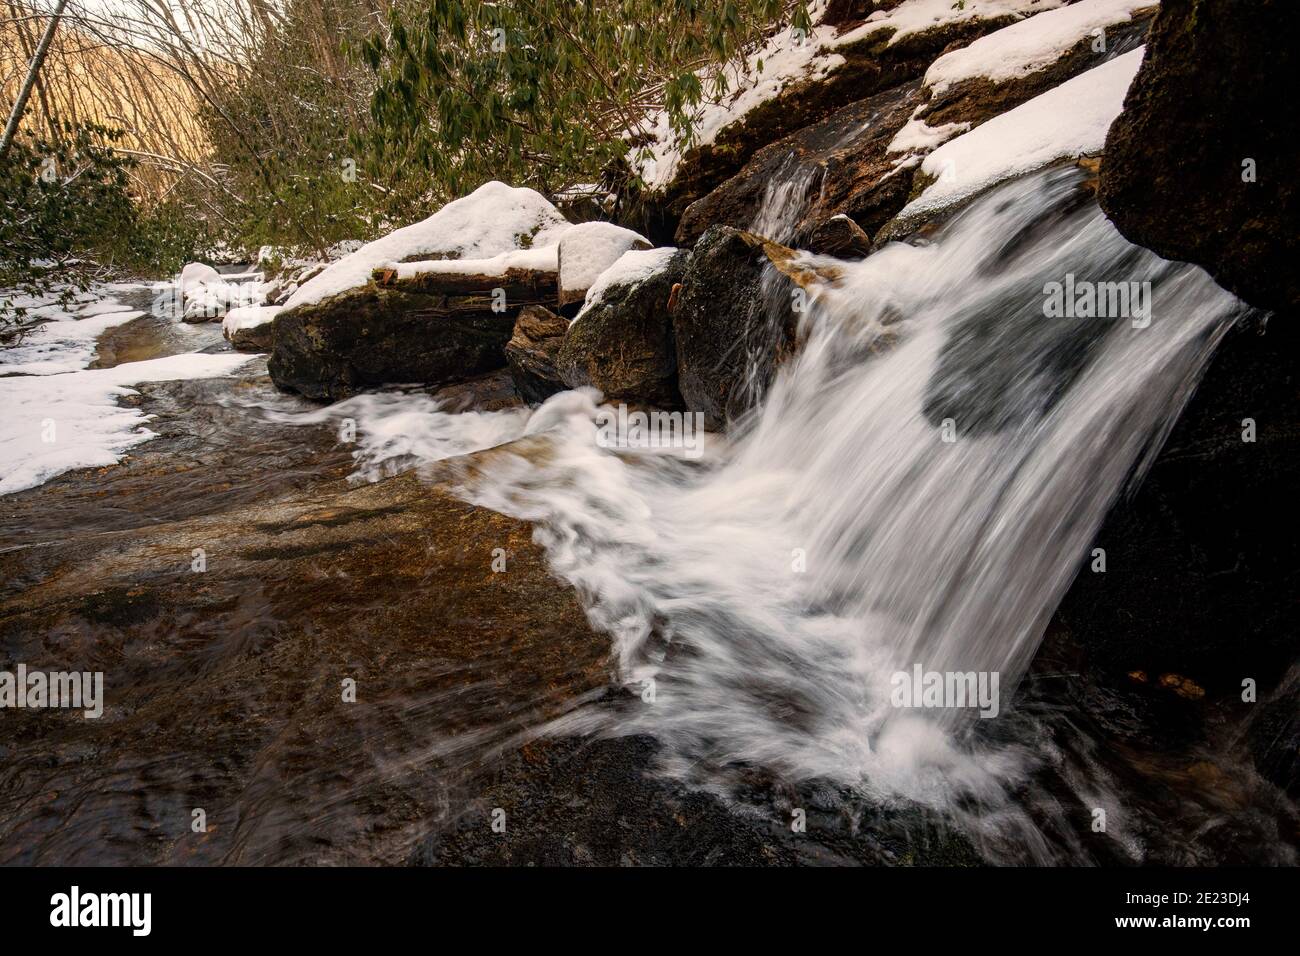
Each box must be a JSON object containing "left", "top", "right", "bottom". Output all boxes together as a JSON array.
[
  {"left": 3, "top": 166, "right": 1292, "bottom": 864},
  {"left": 300, "top": 166, "right": 1282, "bottom": 861}
]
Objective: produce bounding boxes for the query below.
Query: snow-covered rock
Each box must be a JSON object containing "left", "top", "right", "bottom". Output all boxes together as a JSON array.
[
  {"left": 633, "top": 0, "right": 1067, "bottom": 192},
  {"left": 571, "top": 247, "right": 682, "bottom": 327},
  {"left": 896, "top": 47, "right": 1144, "bottom": 225},
  {"left": 179, "top": 262, "right": 220, "bottom": 294},
  {"left": 283, "top": 182, "right": 572, "bottom": 310},
  {"left": 922, "top": 0, "right": 1157, "bottom": 99},
  {"left": 223, "top": 305, "right": 282, "bottom": 351},
  {"left": 557, "top": 247, "right": 690, "bottom": 407},
  {"left": 182, "top": 275, "right": 266, "bottom": 323},
  {"left": 557, "top": 222, "right": 652, "bottom": 308}
]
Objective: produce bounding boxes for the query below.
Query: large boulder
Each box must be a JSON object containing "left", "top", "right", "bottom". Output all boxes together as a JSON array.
[
  {"left": 268, "top": 265, "right": 557, "bottom": 401},
  {"left": 556, "top": 248, "right": 690, "bottom": 407},
  {"left": 266, "top": 182, "right": 579, "bottom": 401},
  {"left": 1054, "top": 313, "right": 1299, "bottom": 701},
  {"left": 282, "top": 182, "right": 571, "bottom": 313},
  {"left": 673, "top": 227, "right": 838, "bottom": 428},
  {"left": 1099, "top": 0, "right": 1299, "bottom": 313},
  {"left": 504, "top": 306, "right": 570, "bottom": 403}
]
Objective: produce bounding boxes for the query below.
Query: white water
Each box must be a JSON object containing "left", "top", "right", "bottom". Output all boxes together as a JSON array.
[
  {"left": 279, "top": 167, "right": 1245, "bottom": 857},
  {"left": 750, "top": 154, "right": 824, "bottom": 244}
]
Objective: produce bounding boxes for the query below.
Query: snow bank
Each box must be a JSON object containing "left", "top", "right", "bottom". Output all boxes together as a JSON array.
[
  {"left": 898, "top": 47, "right": 1144, "bottom": 222},
  {"left": 558, "top": 222, "right": 652, "bottom": 303},
  {"left": 0, "top": 352, "right": 256, "bottom": 495},
  {"left": 634, "top": 0, "right": 1065, "bottom": 190},
  {"left": 0, "top": 298, "right": 143, "bottom": 376},
  {"left": 571, "top": 247, "right": 681, "bottom": 326},
  {"left": 860, "top": 0, "right": 1066, "bottom": 46},
  {"left": 634, "top": 23, "right": 846, "bottom": 190},
  {"left": 285, "top": 182, "right": 572, "bottom": 309},
  {"left": 923, "top": 0, "right": 1155, "bottom": 98}
]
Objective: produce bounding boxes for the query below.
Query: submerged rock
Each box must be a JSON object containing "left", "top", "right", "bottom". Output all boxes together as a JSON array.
[
  {"left": 556, "top": 248, "right": 690, "bottom": 407},
  {"left": 1099, "top": 0, "right": 1299, "bottom": 313},
  {"left": 0, "top": 463, "right": 611, "bottom": 865},
  {"left": 505, "top": 305, "right": 569, "bottom": 403}
]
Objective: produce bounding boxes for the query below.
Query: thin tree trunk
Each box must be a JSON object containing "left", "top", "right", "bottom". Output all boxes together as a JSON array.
[{"left": 1, "top": 0, "right": 70, "bottom": 159}]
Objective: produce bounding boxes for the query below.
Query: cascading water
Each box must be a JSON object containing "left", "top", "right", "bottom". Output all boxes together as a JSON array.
[
  {"left": 750, "top": 153, "right": 824, "bottom": 244},
  {"left": 287, "top": 166, "right": 1252, "bottom": 861}
]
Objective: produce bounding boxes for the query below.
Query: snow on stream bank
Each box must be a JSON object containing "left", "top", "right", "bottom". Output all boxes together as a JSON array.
[{"left": 1, "top": 286, "right": 255, "bottom": 496}]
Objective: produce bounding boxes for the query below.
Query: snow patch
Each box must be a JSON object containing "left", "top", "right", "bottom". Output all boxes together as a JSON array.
[
  {"left": 888, "top": 108, "right": 971, "bottom": 154},
  {"left": 860, "top": 0, "right": 1066, "bottom": 46},
  {"left": 0, "top": 352, "right": 256, "bottom": 495},
  {"left": 558, "top": 222, "right": 652, "bottom": 301},
  {"left": 222, "top": 305, "right": 282, "bottom": 335},
  {"left": 285, "top": 182, "right": 572, "bottom": 309},
  {"left": 923, "top": 0, "right": 1156, "bottom": 98},
  {"left": 898, "top": 47, "right": 1144, "bottom": 222},
  {"left": 0, "top": 297, "right": 144, "bottom": 376}
]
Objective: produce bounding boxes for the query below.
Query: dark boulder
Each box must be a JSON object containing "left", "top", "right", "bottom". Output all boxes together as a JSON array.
[
  {"left": 1055, "top": 313, "right": 1299, "bottom": 701},
  {"left": 1245, "top": 671, "right": 1300, "bottom": 800},
  {"left": 1099, "top": 0, "right": 1299, "bottom": 313},
  {"left": 268, "top": 267, "right": 556, "bottom": 402},
  {"left": 556, "top": 249, "right": 691, "bottom": 407},
  {"left": 806, "top": 215, "right": 875, "bottom": 259},
  {"left": 673, "top": 227, "right": 839, "bottom": 428},
  {"left": 505, "top": 306, "right": 570, "bottom": 403}
]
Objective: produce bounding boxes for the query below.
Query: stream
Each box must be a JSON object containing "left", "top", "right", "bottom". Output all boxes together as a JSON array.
[{"left": 1, "top": 168, "right": 1295, "bottom": 866}]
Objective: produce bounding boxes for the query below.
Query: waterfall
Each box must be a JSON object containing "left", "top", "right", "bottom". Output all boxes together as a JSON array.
[
  {"left": 320, "top": 165, "right": 1247, "bottom": 857},
  {"left": 750, "top": 153, "right": 824, "bottom": 244}
]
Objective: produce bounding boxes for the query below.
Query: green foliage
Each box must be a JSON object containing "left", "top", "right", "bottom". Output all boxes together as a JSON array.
[
  {"left": 0, "top": 122, "right": 209, "bottom": 328},
  {"left": 362, "top": 0, "right": 812, "bottom": 199},
  {"left": 201, "top": 0, "right": 409, "bottom": 256}
]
